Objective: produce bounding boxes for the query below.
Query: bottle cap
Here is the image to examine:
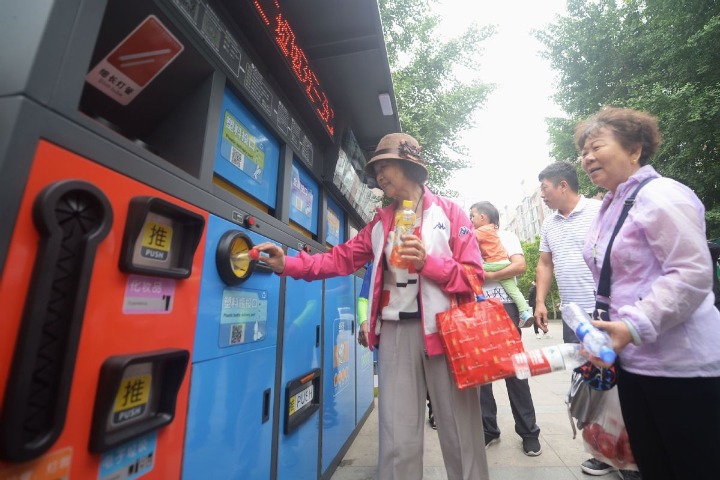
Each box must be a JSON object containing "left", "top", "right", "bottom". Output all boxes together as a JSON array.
[
  {"left": 599, "top": 347, "right": 617, "bottom": 363},
  {"left": 402, "top": 199, "right": 413, "bottom": 209}
]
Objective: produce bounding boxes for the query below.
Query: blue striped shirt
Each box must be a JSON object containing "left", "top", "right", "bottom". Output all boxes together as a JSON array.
[{"left": 539, "top": 196, "right": 601, "bottom": 311}]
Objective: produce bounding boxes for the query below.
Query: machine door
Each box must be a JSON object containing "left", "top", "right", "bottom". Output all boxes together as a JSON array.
[
  {"left": 321, "top": 275, "right": 356, "bottom": 474},
  {"left": 183, "top": 349, "right": 275, "bottom": 479},
  {"left": 183, "top": 214, "right": 279, "bottom": 479},
  {"left": 276, "top": 248, "right": 322, "bottom": 479}
]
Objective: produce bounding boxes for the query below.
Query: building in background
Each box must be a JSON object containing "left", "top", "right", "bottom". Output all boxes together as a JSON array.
[
  {"left": 452, "top": 181, "right": 552, "bottom": 244},
  {"left": 505, "top": 185, "right": 553, "bottom": 243}
]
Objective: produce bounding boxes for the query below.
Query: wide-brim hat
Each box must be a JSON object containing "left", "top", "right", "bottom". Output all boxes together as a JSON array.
[{"left": 365, "top": 133, "right": 428, "bottom": 183}]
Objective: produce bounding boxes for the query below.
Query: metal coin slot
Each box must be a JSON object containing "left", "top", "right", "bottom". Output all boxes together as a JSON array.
[{"left": 216, "top": 231, "right": 258, "bottom": 285}]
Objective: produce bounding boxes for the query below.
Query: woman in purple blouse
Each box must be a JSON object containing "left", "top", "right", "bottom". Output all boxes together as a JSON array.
[{"left": 576, "top": 107, "right": 720, "bottom": 480}]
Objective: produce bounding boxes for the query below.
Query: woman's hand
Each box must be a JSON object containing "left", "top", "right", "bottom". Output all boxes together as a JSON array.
[
  {"left": 399, "top": 234, "right": 427, "bottom": 271},
  {"left": 585, "top": 319, "right": 633, "bottom": 368},
  {"left": 254, "top": 242, "right": 287, "bottom": 273},
  {"left": 358, "top": 321, "right": 369, "bottom": 348}
]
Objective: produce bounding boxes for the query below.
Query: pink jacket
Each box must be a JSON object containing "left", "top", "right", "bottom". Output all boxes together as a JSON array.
[{"left": 281, "top": 187, "right": 484, "bottom": 355}]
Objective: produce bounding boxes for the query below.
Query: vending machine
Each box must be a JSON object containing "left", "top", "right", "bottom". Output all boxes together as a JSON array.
[{"left": 0, "top": 142, "right": 207, "bottom": 479}]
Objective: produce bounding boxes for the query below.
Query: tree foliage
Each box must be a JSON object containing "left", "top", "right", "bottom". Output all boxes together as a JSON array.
[
  {"left": 536, "top": 0, "right": 720, "bottom": 236},
  {"left": 519, "top": 236, "right": 561, "bottom": 318},
  {"left": 378, "top": 0, "right": 495, "bottom": 196}
]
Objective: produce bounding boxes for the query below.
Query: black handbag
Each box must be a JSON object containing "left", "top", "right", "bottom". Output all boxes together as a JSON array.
[{"left": 574, "top": 177, "right": 655, "bottom": 391}]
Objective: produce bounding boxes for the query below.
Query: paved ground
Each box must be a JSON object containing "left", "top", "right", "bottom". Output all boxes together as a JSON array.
[{"left": 330, "top": 319, "right": 623, "bottom": 480}]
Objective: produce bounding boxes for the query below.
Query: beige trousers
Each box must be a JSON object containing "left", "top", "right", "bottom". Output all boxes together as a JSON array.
[{"left": 377, "top": 319, "right": 489, "bottom": 480}]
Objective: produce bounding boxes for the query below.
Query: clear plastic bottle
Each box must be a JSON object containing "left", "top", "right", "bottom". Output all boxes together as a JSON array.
[
  {"left": 561, "top": 303, "right": 617, "bottom": 363},
  {"left": 390, "top": 200, "right": 416, "bottom": 268},
  {"left": 511, "top": 343, "right": 587, "bottom": 379}
]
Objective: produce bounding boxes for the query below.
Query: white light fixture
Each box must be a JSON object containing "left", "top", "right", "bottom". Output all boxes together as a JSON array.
[{"left": 378, "top": 93, "right": 393, "bottom": 116}]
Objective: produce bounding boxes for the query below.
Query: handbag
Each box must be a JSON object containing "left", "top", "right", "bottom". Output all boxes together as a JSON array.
[
  {"left": 566, "top": 370, "right": 607, "bottom": 438},
  {"left": 436, "top": 266, "right": 525, "bottom": 389},
  {"left": 574, "top": 177, "right": 656, "bottom": 391}
]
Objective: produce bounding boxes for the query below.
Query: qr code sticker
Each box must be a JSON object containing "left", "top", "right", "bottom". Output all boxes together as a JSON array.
[
  {"left": 230, "top": 323, "right": 245, "bottom": 345},
  {"left": 230, "top": 146, "right": 245, "bottom": 170}
]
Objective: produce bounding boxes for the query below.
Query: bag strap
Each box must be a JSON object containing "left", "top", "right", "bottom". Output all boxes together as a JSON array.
[
  {"left": 596, "top": 177, "right": 656, "bottom": 310},
  {"left": 462, "top": 264, "right": 484, "bottom": 298},
  {"left": 449, "top": 265, "right": 485, "bottom": 308}
]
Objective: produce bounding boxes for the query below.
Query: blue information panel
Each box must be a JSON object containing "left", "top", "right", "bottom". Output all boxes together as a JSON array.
[
  {"left": 289, "top": 160, "right": 319, "bottom": 234},
  {"left": 215, "top": 88, "right": 280, "bottom": 209},
  {"left": 218, "top": 288, "right": 268, "bottom": 347},
  {"left": 325, "top": 196, "right": 345, "bottom": 246}
]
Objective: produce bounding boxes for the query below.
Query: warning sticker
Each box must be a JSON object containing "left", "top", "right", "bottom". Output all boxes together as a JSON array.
[{"left": 86, "top": 15, "right": 184, "bottom": 105}]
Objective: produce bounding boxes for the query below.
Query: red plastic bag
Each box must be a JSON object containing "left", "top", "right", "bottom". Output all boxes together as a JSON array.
[
  {"left": 579, "top": 386, "right": 639, "bottom": 471},
  {"left": 436, "top": 295, "right": 524, "bottom": 389}
]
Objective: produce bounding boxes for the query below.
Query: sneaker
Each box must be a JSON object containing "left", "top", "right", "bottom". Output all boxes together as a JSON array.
[
  {"left": 428, "top": 413, "right": 437, "bottom": 430},
  {"left": 619, "top": 470, "right": 642, "bottom": 479},
  {"left": 484, "top": 434, "right": 500, "bottom": 449},
  {"left": 522, "top": 437, "right": 542, "bottom": 456},
  {"left": 518, "top": 309, "right": 534, "bottom": 328},
  {"left": 580, "top": 458, "right": 617, "bottom": 475},
  {"left": 536, "top": 333, "right": 544, "bottom": 339}
]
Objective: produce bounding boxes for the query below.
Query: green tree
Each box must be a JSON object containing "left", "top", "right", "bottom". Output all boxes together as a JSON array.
[
  {"left": 519, "top": 236, "right": 560, "bottom": 319},
  {"left": 379, "top": 0, "right": 495, "bottom": 196},
  {"left": 536, "top": 0, "right": 720, "bottom": 236}
]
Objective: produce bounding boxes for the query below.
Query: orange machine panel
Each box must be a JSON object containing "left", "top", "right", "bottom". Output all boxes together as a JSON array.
[{"left": 0, "top": 140, "right": 207, "bottom": 478}]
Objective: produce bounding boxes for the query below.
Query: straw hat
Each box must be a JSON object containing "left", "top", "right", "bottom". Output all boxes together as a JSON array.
[{"left": 365, "top": 133, "right": 428, "bottom": 183}]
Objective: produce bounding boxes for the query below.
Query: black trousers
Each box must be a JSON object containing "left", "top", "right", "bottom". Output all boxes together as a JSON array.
[
  {"left": 479, "top": 303, "right": 540, "bottom": 439},
  {"left": 618, "top": 367, "right": 720, "bottom": 479}
]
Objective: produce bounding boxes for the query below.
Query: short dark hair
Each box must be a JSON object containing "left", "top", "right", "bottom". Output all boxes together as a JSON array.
[
  {"left": 574, "top": 107, "right": 662, "bottom": 166},
  {"left": 538, "top": 161, "right": 579, "bottom": 192},
  {"left": 470, "top": 201, "right": 500, "bottom": 227}
]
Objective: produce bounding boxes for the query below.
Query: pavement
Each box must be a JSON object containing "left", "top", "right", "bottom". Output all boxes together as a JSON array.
[{"left": 330, "top": 319, "right": 625, "bottom": 480}]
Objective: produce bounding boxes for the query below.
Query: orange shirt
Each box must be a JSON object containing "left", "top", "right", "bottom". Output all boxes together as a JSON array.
[{"left": 475, "top": 225, "right": 508, "bottom": 262}]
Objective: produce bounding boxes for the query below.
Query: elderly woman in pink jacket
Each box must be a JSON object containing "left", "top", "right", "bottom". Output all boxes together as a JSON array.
[
  {"left": 256, "top": 133, "right": 488, "bottom": 480},
  {"left": 577, "top": 107, "right": 720, "bottom": 480}
]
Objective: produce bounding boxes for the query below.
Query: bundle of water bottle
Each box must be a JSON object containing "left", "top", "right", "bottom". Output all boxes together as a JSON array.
[{"left": 511, "top": 303, "right": 616, "bottom": 380}]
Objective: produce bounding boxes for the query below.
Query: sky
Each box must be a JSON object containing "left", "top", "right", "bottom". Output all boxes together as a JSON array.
[{"left": 433, "top": 0, "right": 569, "bottom": 211}]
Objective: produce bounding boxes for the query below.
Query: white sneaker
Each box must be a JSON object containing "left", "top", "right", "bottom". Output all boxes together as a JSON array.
[{"left": 536, "top": 333, "right": 543, "bottom": 339}]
